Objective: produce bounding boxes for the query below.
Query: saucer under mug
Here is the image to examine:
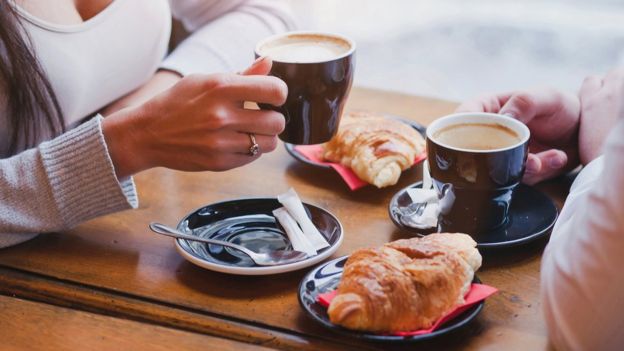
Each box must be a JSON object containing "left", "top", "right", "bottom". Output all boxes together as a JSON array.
[{"left": 388, "top": 182, "right": 558, "bottom": 249}]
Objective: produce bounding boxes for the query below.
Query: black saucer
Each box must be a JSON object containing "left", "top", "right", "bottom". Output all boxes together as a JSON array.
[
  {"left": 388, "top": 182, "right": 558, "bottom": 249},
  {"left": 284, "top": 143, "right": 332, "bottom": 169},
  {"left": 174, "top": 198, "right": 343, "bottom": 275},
  {"left": 284, "top": 116, "right": 427, "bottom": 169},
  {"left": 298, "top": 256, "right": 484, "bottom": 343}
]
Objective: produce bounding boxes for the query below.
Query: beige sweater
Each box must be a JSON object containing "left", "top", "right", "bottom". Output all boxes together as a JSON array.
[{"left": 0, "top": 0, "right": 294, "bottom": 248}]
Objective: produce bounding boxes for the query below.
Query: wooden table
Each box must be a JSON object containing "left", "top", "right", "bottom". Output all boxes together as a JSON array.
[
  {"left": 0, "top": 87, "right": 568, "bottom": 350},
  {"left": 0, "top": 295, "right": 273, "bottom": 351}
]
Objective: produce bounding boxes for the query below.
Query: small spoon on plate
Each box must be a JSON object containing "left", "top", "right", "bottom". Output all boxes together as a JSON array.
[{"left": 149, "top": 222, "right": 309, "bottom": 266}]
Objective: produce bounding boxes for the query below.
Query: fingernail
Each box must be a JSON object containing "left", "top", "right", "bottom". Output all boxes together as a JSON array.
[
  {"left": 525, "top": 157, "right": 539, "bottom": 173},
  {"left": 549, "top": 155, "right": 566, "bottom": 169},
  {"left": 251, "top": 56, "right": 266, "bottom": 67}
]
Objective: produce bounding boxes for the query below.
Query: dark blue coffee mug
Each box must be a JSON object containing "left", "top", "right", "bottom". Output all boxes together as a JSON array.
[
  {"left": 426, "top": 113, "right": 530, "bottom": 238},
  {"left": 255, "top": 31, "right": 355, "bottom": 145}
]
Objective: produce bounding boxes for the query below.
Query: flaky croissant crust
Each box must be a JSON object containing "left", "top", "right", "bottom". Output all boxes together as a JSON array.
[
  {"left": 327, "top": 233, "right": 482, "bottom": 332},
  {"left": 323, "top": 112, "right": 425, "bottom": 188}
]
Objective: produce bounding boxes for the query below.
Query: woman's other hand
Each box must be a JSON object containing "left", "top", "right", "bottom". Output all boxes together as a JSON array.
[
  {"left": 578, "top": 68, "right": 624, "bottom": 165},
  {"left": 456, "top": 89, "right": 580, "bottom": 185},
  {"left": 102, "top": 57, "right": 287, "bottom": 178}
]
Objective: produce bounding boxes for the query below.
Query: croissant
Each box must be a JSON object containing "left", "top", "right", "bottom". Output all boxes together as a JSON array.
[
  {"left": 327, "top": 233, "right": 482, "bottom": 332},
  {"left": 323, "top": 112, "right": 425, "bottom": 188}
]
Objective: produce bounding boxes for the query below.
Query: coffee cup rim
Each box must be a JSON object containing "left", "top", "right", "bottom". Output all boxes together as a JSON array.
[
  {"left": 426, "top": 112, "right": 530, "bottom": 153},
  {"left": 254, "top": 31, "right": 356, "bottom": 64}
]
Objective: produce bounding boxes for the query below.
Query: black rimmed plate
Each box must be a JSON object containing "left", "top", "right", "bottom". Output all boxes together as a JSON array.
[
  {"left": 388, "top": 182, "right": 558, "bottom": 249},
  {"left": 298, "top": 256, "right": 484, "bottom": 343},
  {"left": 174, "top": 198, "right": 343, "bottom": 275},
  {"left": 284, "top": 116, "right": 427, "bottom": 169}
]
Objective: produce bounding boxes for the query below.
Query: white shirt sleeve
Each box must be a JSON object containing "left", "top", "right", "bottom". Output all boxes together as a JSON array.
[
  {"left": 541, "top": 119, "right": 624, "bottom": 351},
  {"left": 162, "top": 0, "right": 296, "bottom": 76}
]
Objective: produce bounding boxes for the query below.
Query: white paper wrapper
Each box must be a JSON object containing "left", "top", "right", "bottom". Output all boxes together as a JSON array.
[
  {"left": 273, "top": 207, "right": 316, "bottom": 256},
  {"left": 277, "top": 188, "right": 330, "bottom": 251},
  {"left": 404, "top": 161, "right": 440, "bottom": 229}
]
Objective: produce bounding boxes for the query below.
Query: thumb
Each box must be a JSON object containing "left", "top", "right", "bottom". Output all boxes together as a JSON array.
[{"left": 240, "top": 56, "right": 272, "bottom": 76}]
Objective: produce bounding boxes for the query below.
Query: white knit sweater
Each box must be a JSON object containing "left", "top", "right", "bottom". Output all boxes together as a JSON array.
[{"left": 0, "top": 0, "right": 294, "bottom": 248}]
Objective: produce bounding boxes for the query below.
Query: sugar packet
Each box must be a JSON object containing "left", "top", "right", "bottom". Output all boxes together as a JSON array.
[
  {"left": 277, "top": 188, "right": 330, "bottom": 251},
  {"left": 272, "top": 207, "right": 316, "bottom": 257}
]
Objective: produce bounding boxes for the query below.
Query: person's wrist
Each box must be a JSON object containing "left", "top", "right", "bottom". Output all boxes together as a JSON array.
[{"left": 102, "top": 106, "right": 152, "bottom": 178}]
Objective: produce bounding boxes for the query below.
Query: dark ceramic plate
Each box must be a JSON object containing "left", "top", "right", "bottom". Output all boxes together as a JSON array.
[
  {"left": 388, "top": 182, "right": 558, "bottom": 249},
  {"left": 299, "top": 256, "right": 484, "bottom": 343},
  {"left": 174, "top": 198, "right": 343, "bottom": 275},
  {"left": 284, "top": 116, "right": 427, "bottom": 169}
]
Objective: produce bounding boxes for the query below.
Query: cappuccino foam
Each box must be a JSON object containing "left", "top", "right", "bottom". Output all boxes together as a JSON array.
[
  {"left": 257, "top": 34, "right": 351, "bottom": 63},
  {"left": 433, "top": 123, "right": 521, "bottom": 150}
]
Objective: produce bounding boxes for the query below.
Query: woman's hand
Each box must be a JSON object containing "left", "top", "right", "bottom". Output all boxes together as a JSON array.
[
  {"left": 456, "top": 89, "right": 581, "bottom": 185},
  {"left": 102, "top": 57, "right": 287, "bottom": 178},
  {"left": 578, "top": 68, "right": 624, "bottom": 165}
]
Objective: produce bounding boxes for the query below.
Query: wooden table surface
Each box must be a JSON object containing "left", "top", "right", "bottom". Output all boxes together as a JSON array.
[
  {"left": 0, "top": 295, "right": 273, "bottom": 351},
  {"left": 0, "top": 87, "right": 568, "bottom": 351}
]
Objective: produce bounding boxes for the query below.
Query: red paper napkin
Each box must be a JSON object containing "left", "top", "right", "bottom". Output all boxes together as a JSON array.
[
  {"left": 317, "top": 283, "right": 497, "bottom": 336},
  {"left": 294, "top": 145, "right": 427, "bottom": 191}
]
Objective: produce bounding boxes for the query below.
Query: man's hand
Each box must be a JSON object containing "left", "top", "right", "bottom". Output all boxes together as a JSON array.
[
  {"left": 457, "top": 89, "right": 580, "bottom": 185},
  {"left": 578, "top": 68, "right": 624, "bottom": 165}
]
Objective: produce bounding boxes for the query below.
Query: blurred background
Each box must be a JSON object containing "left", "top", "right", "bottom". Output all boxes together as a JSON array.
[{"left": 289, "top": 0, "right": 624, "bottom": 102}]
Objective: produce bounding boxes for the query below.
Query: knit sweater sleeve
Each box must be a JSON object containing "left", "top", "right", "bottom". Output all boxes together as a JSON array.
[
  {"left": 162, "top": 0, "right": 296, "bottom": 75},
  {"left": 0, "top": 116, "right": 138, "bottom": 248}
]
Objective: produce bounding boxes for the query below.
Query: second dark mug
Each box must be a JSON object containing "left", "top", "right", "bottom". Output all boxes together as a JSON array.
[
  {"left": 255, "top": 31, "right": 356, "bottom": 145},
  {"left": 426, "top": 113, "right": 530, "bottom": 238}
]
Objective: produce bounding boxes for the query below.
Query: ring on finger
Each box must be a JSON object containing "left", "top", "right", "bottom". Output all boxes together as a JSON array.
[{"left": 247, "top": 133, "right": 260, "bottom": 156}]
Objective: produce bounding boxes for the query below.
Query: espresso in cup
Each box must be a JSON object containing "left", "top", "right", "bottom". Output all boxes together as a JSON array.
[
  {"left": 426, "top": 113, "right": 530, "bottom": 238},
  {"left": 255, "top": 32, "right": 355, "bottom": 145}
]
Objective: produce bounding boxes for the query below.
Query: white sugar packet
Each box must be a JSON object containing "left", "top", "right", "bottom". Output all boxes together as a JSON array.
[
  {"left": 404, "top": 161, "right": 441, "bottom": 229},
  {"left": 277, "top": 188, "right": 330, "bottom": 251},
  {"left": 273, "top": 207, "right": 316, "bottom": 256}
]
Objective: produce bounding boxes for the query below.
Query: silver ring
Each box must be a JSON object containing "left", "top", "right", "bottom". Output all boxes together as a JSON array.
[{"left": 248, "top": 133, "right": 260, "bottom": 156}]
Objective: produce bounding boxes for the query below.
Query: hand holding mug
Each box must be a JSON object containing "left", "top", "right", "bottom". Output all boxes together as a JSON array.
[
  {"left": 456, "top": 89, "right": 580, "bottom": 185},
  {"left": 103, "top": 57, "right": 287, "bottom": 178}
]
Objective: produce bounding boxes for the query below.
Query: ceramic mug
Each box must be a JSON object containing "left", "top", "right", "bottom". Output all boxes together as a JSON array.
[
  {"left": 255, "top": 31, "right": 356, "bottom": 145},
  {"left": 426, "top": 113, "right": 530, "bottom": 237}
]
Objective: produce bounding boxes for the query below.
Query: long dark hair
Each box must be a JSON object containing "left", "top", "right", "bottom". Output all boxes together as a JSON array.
[{"left": 0, "top": 1, "right": 64, "bottom": 155}]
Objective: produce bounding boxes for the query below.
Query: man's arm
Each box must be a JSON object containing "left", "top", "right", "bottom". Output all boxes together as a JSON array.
[{"left": 541, "top": 119, "right": 624, "bottom": 350}]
